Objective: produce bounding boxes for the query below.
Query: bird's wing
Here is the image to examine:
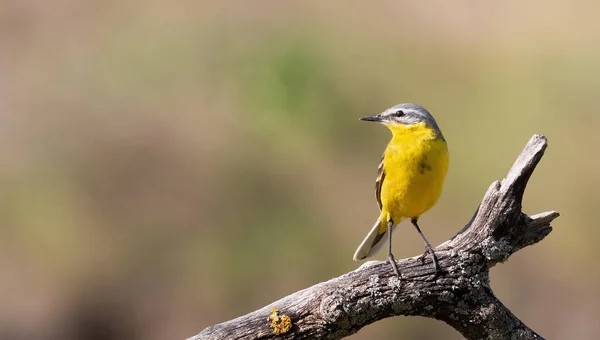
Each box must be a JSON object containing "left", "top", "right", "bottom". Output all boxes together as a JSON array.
[{"left": 375, "top": 153, "right": 385, "bottom": 211}]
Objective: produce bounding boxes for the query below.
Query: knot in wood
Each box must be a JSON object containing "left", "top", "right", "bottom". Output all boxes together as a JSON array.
[{"left": 320, "top": 295, "right": 348, "bottom": 325}]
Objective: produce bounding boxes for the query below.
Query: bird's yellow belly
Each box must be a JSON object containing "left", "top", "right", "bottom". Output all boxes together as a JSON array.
[{"left": 381, "top": 138, "right": 449, "bottom": 223}]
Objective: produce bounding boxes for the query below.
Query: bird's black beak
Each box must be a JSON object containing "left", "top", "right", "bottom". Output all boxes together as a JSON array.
[{"left": 359, "top": 114, "right": 383, "bottom": 122}]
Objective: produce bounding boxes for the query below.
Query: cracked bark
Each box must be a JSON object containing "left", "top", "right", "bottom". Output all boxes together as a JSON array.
[{"left": 189, "top": 134, "right": 558, "bottom": 340}]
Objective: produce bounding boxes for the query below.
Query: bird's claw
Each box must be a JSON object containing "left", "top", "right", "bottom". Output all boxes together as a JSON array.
[
  {"left": 387, "top": 254, "right": 401, "bottom": 278},
  {"left": 418, "top": 246, "right": 441, "bottom": 276}
]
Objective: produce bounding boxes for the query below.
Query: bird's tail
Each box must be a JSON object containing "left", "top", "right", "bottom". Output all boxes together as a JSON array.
[{"left": 353, "top": 218, "right": 399, "bottom": 261}]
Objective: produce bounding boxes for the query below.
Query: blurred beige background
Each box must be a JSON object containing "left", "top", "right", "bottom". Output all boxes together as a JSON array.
[{"left": 2, "top": 1, "right": 599, "bottom": 339}]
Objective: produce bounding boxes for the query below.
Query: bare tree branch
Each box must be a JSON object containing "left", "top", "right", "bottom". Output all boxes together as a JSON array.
[{"left": 189, "top": 134, "right": 558, "bottom": 340}]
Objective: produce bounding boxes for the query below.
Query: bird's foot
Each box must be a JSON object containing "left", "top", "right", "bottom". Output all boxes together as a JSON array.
[
  {"left": 387, "top": 254, "right": 401, "bottom": 278},
  {"left": 418, "top": 245, "right": 441, "bottom": 276}
]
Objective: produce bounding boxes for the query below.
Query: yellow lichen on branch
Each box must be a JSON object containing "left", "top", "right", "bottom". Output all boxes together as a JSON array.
[{"left": 267, "top": 308, "right": 292, "bottom": 335}]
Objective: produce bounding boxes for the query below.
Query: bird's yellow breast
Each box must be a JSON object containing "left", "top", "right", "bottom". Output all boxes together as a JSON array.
[{"left": 380, "top": 122, "right": 449, "bottom": 224}]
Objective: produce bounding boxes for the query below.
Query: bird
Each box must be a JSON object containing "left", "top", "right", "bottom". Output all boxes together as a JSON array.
[{"left": 353, "top": 103, "right": 449, "bottom": 277}]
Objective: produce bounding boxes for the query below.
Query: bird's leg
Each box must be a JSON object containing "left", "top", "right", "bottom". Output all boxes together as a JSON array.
[
  {"left": 411, "top": 218, "right": 441, "bottom": 275},
  {"left": 387, "top": 219, "right": 401, "bottom": 278}
]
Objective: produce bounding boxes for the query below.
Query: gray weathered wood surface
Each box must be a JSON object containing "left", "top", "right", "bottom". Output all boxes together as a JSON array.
[{"left": 189, "top": 134, "right": 558, "bottom": 340}]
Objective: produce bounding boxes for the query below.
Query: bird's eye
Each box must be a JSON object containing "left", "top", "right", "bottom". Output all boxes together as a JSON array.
[{"left": 395, "top": 110, "right": 405, "bottom": 117}]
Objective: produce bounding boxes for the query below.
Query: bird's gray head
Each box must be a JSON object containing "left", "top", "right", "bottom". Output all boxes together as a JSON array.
[{"left": 360, "top": 103, "right": 443, "bottom": 137}]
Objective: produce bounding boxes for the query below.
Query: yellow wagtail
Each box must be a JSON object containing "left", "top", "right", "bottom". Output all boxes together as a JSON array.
[{"left": 353, "top": 103, "right": 449, "bottom": 277}]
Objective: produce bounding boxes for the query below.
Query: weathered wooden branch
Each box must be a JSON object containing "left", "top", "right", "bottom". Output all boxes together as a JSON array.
[{"left": 190, "top": 134, "right": 558, "bottom": 340}]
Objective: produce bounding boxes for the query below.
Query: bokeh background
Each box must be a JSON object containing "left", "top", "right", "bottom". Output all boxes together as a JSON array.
[{"left": 2, "top": 1, "right": 600, "bottom": 339}]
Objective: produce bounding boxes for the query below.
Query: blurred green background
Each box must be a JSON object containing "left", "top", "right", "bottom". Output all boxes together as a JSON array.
[{"left": 2, "top": 1, "right": 599, "bottom": 339}]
